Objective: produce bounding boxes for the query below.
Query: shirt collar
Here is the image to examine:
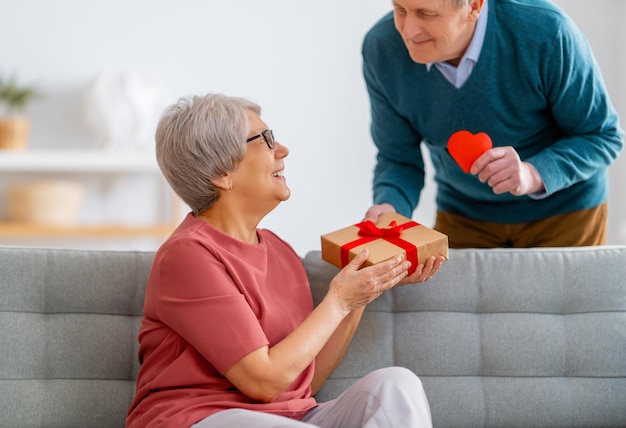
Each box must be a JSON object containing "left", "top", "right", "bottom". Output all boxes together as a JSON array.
[{"left": 426, "top": 0, "right": 489, "bottom": 71}]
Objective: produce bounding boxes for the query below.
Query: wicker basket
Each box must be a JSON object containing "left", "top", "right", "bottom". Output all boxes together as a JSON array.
[{"left": 7, "top": 180, "right": 85, "bottom": 226}]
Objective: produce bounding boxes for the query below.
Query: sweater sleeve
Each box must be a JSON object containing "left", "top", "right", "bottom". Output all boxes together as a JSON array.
[
  {"left": 362, "top": 31, "right": 426, "bottom": 218},
  {"left": 526, "top": 15, "right": 624, "bottom": 195}
]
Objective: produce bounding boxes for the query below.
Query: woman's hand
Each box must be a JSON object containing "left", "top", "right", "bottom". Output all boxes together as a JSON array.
[
  {"left": 327, "top": 249, "right": 411, "bottom": 314},
  {"left": 397, "top": 255, "right": 446, "bottom": 286}
]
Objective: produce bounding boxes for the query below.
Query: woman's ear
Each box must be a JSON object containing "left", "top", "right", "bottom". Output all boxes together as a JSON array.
[{"left": 210, "top": 173, "right": 233, "bottom": 191}]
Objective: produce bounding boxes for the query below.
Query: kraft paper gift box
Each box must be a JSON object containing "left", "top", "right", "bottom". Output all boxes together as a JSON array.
[{"left": 321, "top": 212, "right": 449, "bottom": 274}]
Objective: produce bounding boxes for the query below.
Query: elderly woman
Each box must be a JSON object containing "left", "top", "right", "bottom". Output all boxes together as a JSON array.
[{"left": 126, "top": 94, "right": 442, "bottom": 428}]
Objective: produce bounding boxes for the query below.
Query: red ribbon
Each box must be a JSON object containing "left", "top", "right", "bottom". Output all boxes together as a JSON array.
[{"left": 340, "top": 220, "right": 420, "bottom": 275}]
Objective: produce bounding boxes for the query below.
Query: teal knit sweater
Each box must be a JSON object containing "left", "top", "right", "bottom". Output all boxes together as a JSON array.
[{"left": 362, "top": 0, "right": 623, "bottom": 223}]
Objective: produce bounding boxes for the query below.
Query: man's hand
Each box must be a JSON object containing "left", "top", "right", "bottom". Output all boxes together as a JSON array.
[
  {"left": 470, "top": 146, "right": 545, "bottom": 196},
  {"left": 363, "top": 203, "right": 397, "bottom": 223}
]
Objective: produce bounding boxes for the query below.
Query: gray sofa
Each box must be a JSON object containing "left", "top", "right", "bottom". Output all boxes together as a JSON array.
[{"left": 1, "top": 245, "right": 625, "bottom": 427}]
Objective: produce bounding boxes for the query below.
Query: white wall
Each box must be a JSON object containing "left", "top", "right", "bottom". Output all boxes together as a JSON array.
[{"left": 1, "top": 0, "right": 624, "bottom": 256}]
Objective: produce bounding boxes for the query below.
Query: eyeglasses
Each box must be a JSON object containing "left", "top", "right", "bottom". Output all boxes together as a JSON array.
[{"left": 246, "top": 129, "right": 275, "bottom": 149}]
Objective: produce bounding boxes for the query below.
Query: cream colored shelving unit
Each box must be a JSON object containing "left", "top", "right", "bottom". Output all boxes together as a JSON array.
[
  {"left": 0, "top": 149, "right": 181, "bottom": 241},
  {"left": 0, "top": 149, "right": 169, "bottom": 173}
]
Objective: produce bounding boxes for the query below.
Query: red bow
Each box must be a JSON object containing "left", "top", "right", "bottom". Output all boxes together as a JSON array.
[
  {"left": 341, "top": 220, "right": 420, "bottom": 274},
  {"left": 357, "top": 220, "right": 405, "bottom": 238}
]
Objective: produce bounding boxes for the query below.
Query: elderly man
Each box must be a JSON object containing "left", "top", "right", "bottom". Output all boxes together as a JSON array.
[{"left": 362, "top": 0, "right": 623, "bottom": 248}]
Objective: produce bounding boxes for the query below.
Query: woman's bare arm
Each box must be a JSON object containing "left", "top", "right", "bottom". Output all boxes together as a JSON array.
[{"left": 224, "top": 250, "right": 410, "bottom": 402}]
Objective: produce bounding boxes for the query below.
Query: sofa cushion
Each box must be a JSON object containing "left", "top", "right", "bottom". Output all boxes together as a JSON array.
[
  {"left": 305, "top": 246, "right": 626, "bottom": 428},
  {"left": 0, "top": 247, "right": 152, "bottom": 427}
]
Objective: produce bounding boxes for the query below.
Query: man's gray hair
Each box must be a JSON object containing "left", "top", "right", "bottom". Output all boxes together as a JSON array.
[{"left": 450, "top": 0, "right": 472, "bottom": 8}]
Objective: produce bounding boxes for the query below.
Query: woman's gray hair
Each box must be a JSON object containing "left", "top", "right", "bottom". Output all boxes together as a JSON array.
[{"left": 155, "top": 93, "right": 261, "bottom": 215}]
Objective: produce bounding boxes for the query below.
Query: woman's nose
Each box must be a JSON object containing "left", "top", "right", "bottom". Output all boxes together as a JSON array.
[{"left": 274, "top": 141, "right": 289, "bottom": 157}]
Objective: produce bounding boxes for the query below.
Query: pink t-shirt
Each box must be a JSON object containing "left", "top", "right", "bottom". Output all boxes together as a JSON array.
[{"left": 126, "top": 214, "right": 317, "bottom": 428}]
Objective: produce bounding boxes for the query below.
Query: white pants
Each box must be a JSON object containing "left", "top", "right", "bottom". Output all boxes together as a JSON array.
[{"left": 192, "top": 367, "right": 432, "bottom": 428}]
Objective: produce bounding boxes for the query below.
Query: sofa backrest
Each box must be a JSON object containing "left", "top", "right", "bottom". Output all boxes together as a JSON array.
[
  {"left": 305, "top": 246, "right": 626, "bottom": 428},
  {"left": 0, "top": 247, "right": 152, "bottom": 427},
  {"left": 1, "top": 245, "right": 625, "bottom": 427}
]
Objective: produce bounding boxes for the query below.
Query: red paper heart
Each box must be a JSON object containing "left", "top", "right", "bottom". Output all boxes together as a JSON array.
[{"left": 447, "top": 130, "right": 493, "bottom": 173}]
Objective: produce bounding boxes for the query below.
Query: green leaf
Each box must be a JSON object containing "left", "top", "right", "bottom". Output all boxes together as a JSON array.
[{"left": 0, "top": 75, "right": 41, "bottom": 114}]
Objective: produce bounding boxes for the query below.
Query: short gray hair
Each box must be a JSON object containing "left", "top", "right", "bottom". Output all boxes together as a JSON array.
[
  {"left": 155, "top": 93, "right": 261, "bottom": 214},
  {"left": 449, "top": 0, "right": 471, "bottom": 8}
]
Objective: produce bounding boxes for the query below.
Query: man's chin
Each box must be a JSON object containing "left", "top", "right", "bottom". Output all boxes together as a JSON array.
[{"left": 407, "top": 50, "right": 433, "bottom": 65}]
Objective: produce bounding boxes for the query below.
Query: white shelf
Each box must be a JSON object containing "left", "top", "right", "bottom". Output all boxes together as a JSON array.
[
  {"left": 0, "top": 149, "right": 160, "bottom": 173},
  {"left": 0, "top": 148, "right": 180, "bottom": 244},
  {"left": 0, "top": 221, "right": 175, "bottom": 238}
]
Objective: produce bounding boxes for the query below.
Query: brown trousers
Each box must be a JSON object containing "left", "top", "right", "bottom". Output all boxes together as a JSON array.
[{"left": 434, "top": 202, "right": 607, "bottom": 248}]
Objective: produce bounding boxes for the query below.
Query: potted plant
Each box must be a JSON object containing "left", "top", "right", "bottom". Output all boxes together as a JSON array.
[{"left": 0, "top": 75, "right": 40, "bottom": 150}]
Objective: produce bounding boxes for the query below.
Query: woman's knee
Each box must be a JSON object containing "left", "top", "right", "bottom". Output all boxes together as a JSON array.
[
  {"left": 369, "top": 366, "right": 421, "bottom": 384},
  {"left": 363, "top": 366, "right": 425, "bottom": 395}
]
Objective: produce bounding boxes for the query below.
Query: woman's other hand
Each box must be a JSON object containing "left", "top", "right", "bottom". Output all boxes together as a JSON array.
[{"left": 397, "top": 255, "right": 446, "bottom": 286}]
